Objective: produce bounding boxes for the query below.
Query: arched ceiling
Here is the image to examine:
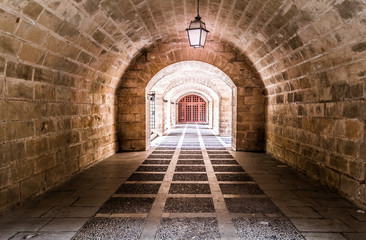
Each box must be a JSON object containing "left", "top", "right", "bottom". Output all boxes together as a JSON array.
[
  {"left": 147, "top": 61, "right": 235, "bottom": 91},
  {"left": 1, "top": 0, "right": 365, "bottom": 91}
]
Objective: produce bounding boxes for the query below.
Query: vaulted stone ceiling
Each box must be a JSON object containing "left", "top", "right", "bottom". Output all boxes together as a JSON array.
[{"left": 3, "top": 0, "right": 364, "bottom": 89}]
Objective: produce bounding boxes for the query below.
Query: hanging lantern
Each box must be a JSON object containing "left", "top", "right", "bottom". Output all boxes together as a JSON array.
[{"left": 186, "top": 0, "right": 209, "bottom": 48}]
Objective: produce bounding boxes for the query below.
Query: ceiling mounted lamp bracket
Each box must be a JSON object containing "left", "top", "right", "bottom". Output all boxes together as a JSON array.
[{"left": 186, "top": 0, "right": 209, "bottom": 48}]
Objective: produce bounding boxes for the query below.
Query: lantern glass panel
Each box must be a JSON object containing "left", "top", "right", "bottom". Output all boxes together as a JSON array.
[
  {"left": 187, "top": 29, "right": 201, "bottom": 46},
  {"left": 200, "top": 30, "right": 207, "bottom": 46}
]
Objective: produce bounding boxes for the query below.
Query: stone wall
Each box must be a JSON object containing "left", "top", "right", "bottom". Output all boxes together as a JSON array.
[
  {"left": 259, "top": 1, "right": 366, "bottom": 207},
  {"left": 0, "top": 1, "right": 119, "bottom": 212},
  {"left": 117, "top": 40, "right": 265, "bottom": 152}
]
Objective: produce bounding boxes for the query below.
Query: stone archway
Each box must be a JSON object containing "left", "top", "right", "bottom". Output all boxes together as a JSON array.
[{"left": 117, "top": 40, "right": 265, "bottom": 152}]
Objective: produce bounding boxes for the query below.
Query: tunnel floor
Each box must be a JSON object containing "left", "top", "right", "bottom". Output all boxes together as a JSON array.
[{"left": 0, "top": 124, "right": 365, "bottom": 240}]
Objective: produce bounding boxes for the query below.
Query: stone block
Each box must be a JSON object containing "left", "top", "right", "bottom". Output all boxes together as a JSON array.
[
  {"left": 12, "top": 159, "right": 34, "bottom": 182},
  {"left": 0, "top": 142, "right": 25, "bottom": 167},
  {"left": 347, "top": 60, "right": 366, "bottom": 82},
  {"left": 0, "top": 9, "right": 18, "bottom": 34},
  {"left": 45, "top": 159, "right": 79, "bottom": 188},
  {"left": 34, "top": 68, "right": 54, "bottom": 83},
  {"left": 77, "top": 51, "right": 92, "bottom": 64},
  {"left": 6, "top": 79, "right": 34, "bottom": 100},
  {"left": 34, "top": 153, "right": 56, "bottom": 174},
  {"left": 5, "top": 121, "right": 34, "bottom": 141},
  {"left": 0, "top": 167, "right": 10, "bottom": 187},
  {"left": 329, "top": 153, "right": 349, "bottom": 173},
  {"left": 333, "top": 120, "right": 345, "bottom": 137},
  {"left": 70, "top": 130, "right": 81, "bottom": 144},
  {"left": 348, "top": 160, "right": 365, "bottom": 181},
  {"left": 314, "top": 11, "right": 341, "bottom": 34},
  {"left": 0, "top": 35, "right": 21, "bottom": 56},
  {"left": 325, "top": 168, "right": 341, "bottom": 190},
  {"left": 49, "top": 134, "right": 68, "bottom": 151},
  {"left": 26, "top": 137, "right": 48, "bottom": 157},
  {"left": 19, "top": 44, "right": 45, "bottom": 64},
  {"left": 6, "top": 61, "right": 33, "bottom": 80},
  {"left": 335, "top": 0, "right": 363, "bottom": 20},
  {"left": 62, "top": 44, "right": 80, "bottom": 60},
  {"left": 25, "top": 101, "right": 48, "bottom": 118},
  {"left": 0, "top": 185, "right": 20, "bottom": 212},
  {"left": 37, "top": 10, "right": 63, "bottom": 32},
  {"left": 20, "top": 173, "right": 45, "bottom": 200},
  {"left": 55, "top": 86, "right": 73, "bottom": 101},
  {"left": 16, "top": 21, "right": 46, "bottom": 45},
  {"left": 79, "top": 153, "right": 95, "bottom": 168},
  {"left": 35, "top": 119, "right": 56, "bottom": 136},
  {"left": 43, "top": 35, "right": 66, "bottom": 53},
  {"left": 131, "top": 140, "right": 146, "bottom": 151},
  {"left": 340, "top": 175, "right": 360, "bottom": 199},
  {"left": 337, "top": 139, "right": 358, "bottom": 158},
  {"left": 345, "top": 119, "right": 364, "bottom": 140},
  {"left": 0, "top": 56, "right": 5, "bottom": 73},
  {"left": 0, "top": 103, "right": 24, "bottom": 122},
  {"left": 360, "top": 142, "right": 366, "bottom": 161},
  {"left": 0, "top": 76, "right": 3, "bottom": 97},
  {"left": 23, "top": 0, "right": 43, "bottom": 20},
  {"left": 35, "top": 83, "right": 55, "bottom": 100}
]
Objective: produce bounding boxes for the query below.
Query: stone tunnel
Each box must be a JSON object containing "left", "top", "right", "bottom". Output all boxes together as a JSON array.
[{"left": 0, "top": 0, "right": 365, "bottom": 239}]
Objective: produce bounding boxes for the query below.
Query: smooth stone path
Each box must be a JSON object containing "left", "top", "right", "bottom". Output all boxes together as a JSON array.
[{"left": 0, "top": 124, "right": 365, "bottom": 239}]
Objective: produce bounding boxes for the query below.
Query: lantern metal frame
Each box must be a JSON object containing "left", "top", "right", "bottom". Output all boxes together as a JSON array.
[{"left": 185, "top": 0, "right": 209, "bottom": 48}]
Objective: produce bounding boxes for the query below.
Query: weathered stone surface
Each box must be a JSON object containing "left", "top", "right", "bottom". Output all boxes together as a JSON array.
[
  {"left": 18, "top": 44, "right": 45, "bottom": 64},
  {"left": 0, "top": 9, "right": 18, "bottom": 34},
  {"left": 6, "top": 62, "right": 33, "bottom": 80},
  {"left": 23, "top": 0, "right": 44, "bottom": 20},
  {"left": 345, "top": 120, "right": 364, "bottom": 140},
  {"left": 16, "top": 21, "right": 46, "bottom": 45},
  {"left": 5, "top": 121, "right": 34, "bottom": 141}
]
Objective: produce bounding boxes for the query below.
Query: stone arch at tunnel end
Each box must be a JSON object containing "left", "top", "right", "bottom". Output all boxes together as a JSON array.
[{"left": 116, "top": 40, "right": 265, "bottom": 152}]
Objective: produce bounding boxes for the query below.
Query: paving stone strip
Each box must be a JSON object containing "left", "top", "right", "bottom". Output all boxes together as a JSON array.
[{"left": 72, "top": 124, "right": 305, "bottom": 239}]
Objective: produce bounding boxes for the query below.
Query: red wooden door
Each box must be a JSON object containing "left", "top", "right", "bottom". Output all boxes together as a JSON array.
[{"left": 178, "top": 95, "right": 206, "bottom": 123}]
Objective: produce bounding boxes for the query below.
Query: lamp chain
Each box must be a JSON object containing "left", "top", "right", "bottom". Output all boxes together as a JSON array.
[{"left": 197, "top": 0, "right": 200, "bottom": 17}]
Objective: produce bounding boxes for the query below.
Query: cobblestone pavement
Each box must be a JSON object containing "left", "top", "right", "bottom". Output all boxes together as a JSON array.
[{"left": 1, "top": 124, "right": 365, "bottom": 239}]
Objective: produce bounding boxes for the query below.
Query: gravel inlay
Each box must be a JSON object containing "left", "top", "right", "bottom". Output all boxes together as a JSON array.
[
  {"left": 169, "top": 183, "right": 211, "bottom": 194},
  {"left": 219, "top": 184, "right": 264, "bottom": 195},
  {"left": 180, "top": 151, "right": 202, "bottom": 154},
  {"left": 173, "top": 173, "right": 208, "bottom": 181},
  {"left": 207, "top": 151, "right": 230, "bottom": 154},
  {"left": 147, "top": 154, "right": 173, "bottom": 159},
  {"left": 98, "top": 198, "right": 155, "bottom": 214},
  {"left": 127, "top": 173, "right": 165, "bottom": 181},
  {"left": 211, "top": 160, "right": 239, "bottom": 165},
  {"left": 206, "top": 147, "right": 226, "bottom": 150},
  {"left": 208, "top": 154, "right": 234, "bottom": 159},
  {"left": 155, "top": 218, "right": 221, "bottom": 240},
  {"left": 232, "top": 217, "right": 304, "bottom": 240},
  {"left": 164, "top": 198, "right": 215, "bottom": 213},
  {"left": 178, "top": 155, "right": 203, "bottom": 159},
  {"left": 152, "top": 151, "right": 175, "bottom": 154},
  {"left": 136, "top": 166, "right": 168, "bottom": 172},
  {"left": 115, "top": 183, "right": 161, "bottom": 194},
  {"left": 177, "top": 160, "right": 205, "bottom": 165},
  {"left": 224, "top": 198, "right": 281, "bottom": 214},
  {"left": 216, "top": 174, "right": 253, "bottom": 182},
  {"left": 213, "top": 166, "right": 245, "bottom": 172},
  {"left": 175, "top": 166, "right": 206, "bottom": 172},
  {"left": 155, "top": 147, "right": 176, "bottom": 150},
  {"left": 181, "top": 147, "right": 201, "bottom": 150},
  {"left": 142, "top": 160, "right": 170, "bottom": 165},
  {"left": 72, "top": 218, "right": 145, "bottom": 240}
]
